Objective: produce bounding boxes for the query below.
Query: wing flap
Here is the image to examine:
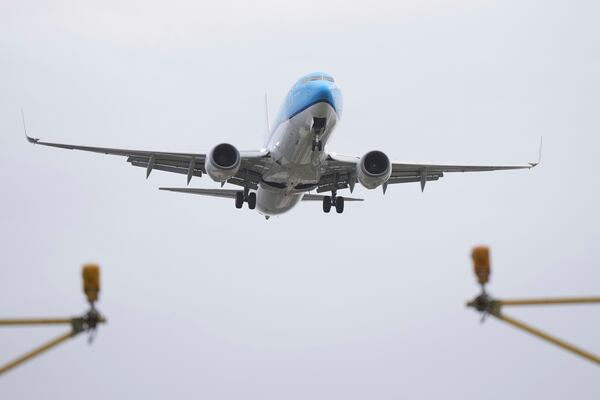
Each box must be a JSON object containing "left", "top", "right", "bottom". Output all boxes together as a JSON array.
[{"left": 130, "top": 161, "right": 204, "bottom": 178}]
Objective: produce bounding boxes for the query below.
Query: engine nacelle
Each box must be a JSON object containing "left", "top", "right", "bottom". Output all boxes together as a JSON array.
[
  {"left": 205, "top": 143, "right": 241, "bottom": 182},
  {"left": 358, "top": 150, "right": 392, "bottom": 189}
]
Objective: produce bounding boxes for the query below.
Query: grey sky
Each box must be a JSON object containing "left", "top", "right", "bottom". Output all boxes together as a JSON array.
[{"left": 1, "top": 1, "right": 599, "bottom": 398}]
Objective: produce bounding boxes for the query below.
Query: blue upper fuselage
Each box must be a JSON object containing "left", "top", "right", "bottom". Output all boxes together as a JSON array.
[{"left": 272, "top": 72, "right": 343, "bottom": 132}]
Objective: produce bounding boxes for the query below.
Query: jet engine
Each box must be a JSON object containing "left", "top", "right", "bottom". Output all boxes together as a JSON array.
[
  {"left": 357, "top": 150, "right": 391, "bottom": 189},
  {"left": 205, "top": 143, "right": 241, "bottom": 182}
]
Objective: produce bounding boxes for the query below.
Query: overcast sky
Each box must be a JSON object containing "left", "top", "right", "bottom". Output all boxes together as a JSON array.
[{"left": 1, "top": 1, "right": 599, "bottom": 398}]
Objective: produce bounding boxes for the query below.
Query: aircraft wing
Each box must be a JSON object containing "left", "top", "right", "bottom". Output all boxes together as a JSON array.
[
  {"left": 385, "top": 161, "right": 536, "bottom": 191},
  {"left": 318, "top": 150, "right": 539, "bottom": 193},
  {"left": 25, "top": 132, "right": 270, "bottom": 188}
]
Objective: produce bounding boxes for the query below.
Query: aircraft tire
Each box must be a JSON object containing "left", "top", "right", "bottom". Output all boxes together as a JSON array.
[
  {"left": 335, "top": 196, "right": 344, "bottom": 214},
  {"left": 235, "top": 192, "right": 244, "bottom": 209},
  {"left": 248, "top": 192, "right": 257, "bottom": 209},
  {"left": 323, "top": 196, "right": 332, "bottom": 213}
]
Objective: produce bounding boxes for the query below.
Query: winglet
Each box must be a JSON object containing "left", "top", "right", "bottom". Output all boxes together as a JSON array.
[
  {"left": 529, "top": 136, "right": 543, "bottom": 167},
  {"left": 21, "top": 110, "right": 39, "bottom": 143}
]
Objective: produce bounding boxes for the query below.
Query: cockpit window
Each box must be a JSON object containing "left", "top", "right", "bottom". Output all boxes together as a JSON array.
[{"left": 302, "top": 74, "right": 335, "bottom": 83}]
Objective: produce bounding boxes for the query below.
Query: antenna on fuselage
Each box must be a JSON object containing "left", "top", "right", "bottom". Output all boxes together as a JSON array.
[{"left": 263, "top": 93, "right": 271, "bottom": 147}]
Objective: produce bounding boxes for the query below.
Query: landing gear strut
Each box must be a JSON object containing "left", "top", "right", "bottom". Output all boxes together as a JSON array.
[
  {"left": 311, "top": 117, "right": 326, "bottom": 152},
  {"left": 322, "top": 190, "right": 344, "bottom": 214},
  {"left": 235, "top": 188, "right": 256, "bottom": 210}
]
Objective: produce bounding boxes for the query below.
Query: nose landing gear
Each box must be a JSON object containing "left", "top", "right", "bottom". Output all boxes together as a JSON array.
[
  {"left": 322, "top": 191, "right": 344, "bottom": 214},
  {"left": 235, "top": 188, "right": 256, "bottom": 210},
  {"left": 311, "top": 117, "right": 326, "bottom": 152}
]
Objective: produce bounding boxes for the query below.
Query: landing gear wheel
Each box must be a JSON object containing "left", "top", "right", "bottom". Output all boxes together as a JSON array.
[
  {"left": 322, "top": 196, "right": 332, "bottom": 213},
  {"left": 335, "top": 196, "right": 344, "bottom": 214},
  {"left": 235, "top": 192, "right": 244, "bottom": 209},
  {"left": 312, "top": 117, "right": 326, "bottom": 152},
  {"left": 247, "top": 192, "right": 257, "bottom": 210}
]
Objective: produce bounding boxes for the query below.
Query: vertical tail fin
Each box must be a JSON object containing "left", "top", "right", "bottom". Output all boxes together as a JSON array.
[{"left": 263, "top": 93, "right": 271, "bottom": 147}]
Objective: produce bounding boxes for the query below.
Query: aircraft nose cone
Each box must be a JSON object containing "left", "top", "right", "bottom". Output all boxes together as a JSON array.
[
  {"left": 312, "top": 82, "right": 342, "bottom": 114},
  {"left": 314, "top": 83, "right": 333, "bottom": 102}
]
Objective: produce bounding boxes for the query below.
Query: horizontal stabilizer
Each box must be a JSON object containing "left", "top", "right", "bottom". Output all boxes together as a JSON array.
[
  {"left": 159, "top": 187, "right": 239, "bottom": 199},
  {"left": 160, "top": 188, "right": 364, "bottom": 202},
  {"left": 302, "top": 194, "right": 363, "bottom": 202}
]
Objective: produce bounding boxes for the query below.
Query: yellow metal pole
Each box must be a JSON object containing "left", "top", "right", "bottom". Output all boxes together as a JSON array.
[
  {"left": 0, "top": 318, "right": 73, "bottom": 326},
  {"left": 0, "top": 330, "right": 75, "bottom": 376},
  {"left": 500, "top": 297, "right": 600, "bottom": 307},
  {"left": 495, "top": 312, "right": 600, "bottom": 366},
  {"left": 0, "top": 316, "right": 106, "bottom": 326}
]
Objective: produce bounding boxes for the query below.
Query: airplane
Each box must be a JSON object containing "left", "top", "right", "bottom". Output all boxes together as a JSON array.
[{"left": 24, "top": 72, "right": 540, "bottom": 218}]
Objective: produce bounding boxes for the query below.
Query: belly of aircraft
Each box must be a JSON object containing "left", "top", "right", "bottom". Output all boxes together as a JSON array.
[{"left": 256, "top": 186, "right": 302, "bottom": 215}]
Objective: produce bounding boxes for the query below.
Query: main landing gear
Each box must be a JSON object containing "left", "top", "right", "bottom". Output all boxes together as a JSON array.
[
  {"left": 322, "top": 191, "right": 344, "bottom": 214},
  {"left": 235, "top": 188, "right": 256, "bottom": 210},
  {"left": 311, "top": 117, "right": 326, "bottom": 152}
]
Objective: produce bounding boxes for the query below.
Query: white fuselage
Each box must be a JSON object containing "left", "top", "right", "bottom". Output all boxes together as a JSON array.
[{"left": 256, "top": 102, "right": 338, "bottom": 216}]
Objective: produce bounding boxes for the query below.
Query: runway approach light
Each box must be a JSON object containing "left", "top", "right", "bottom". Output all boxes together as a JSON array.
[
  {"left": 0, "top": 264, "right": 107, "bottom": 376},
  {"left": 471, "top": 246, "right": 490, "bottom": 286},
  {"left": 83, "top": 264, "right": 100, "bottom": 304},
  {"left": 466, "top": 246, "right": 600, "bottom": 366}
]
